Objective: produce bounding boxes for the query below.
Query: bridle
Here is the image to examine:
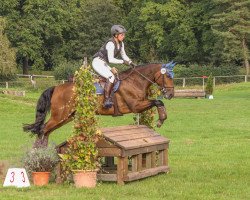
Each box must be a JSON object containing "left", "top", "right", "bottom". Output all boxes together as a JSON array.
[
  {"left": 116, "top": 64, "right": 174, "bottom": 95},
  {"left": 154, "top": 71, "right": 174, "bottom": 95}
]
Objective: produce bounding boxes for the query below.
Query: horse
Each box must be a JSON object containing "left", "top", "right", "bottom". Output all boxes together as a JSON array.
[{"left": 23, "top": 63, "right": 175, "bottom": 147}]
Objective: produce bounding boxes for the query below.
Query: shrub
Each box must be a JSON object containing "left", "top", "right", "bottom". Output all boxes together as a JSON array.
[
  {"left": 23, "top": 145, "right": 59, "bottom": 174},
  {"left": 53, "top": 61, "right": 81, "bottom": 80}
]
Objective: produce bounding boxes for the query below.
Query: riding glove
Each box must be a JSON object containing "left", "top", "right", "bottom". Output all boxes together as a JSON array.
[{"left": 123, "top": 60, "right": 131, "bottom": 66}]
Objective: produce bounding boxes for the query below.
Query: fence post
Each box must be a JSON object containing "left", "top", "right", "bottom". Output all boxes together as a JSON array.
[
  {"left": 137, "top": 114, "right": 140, "bottom": 125},
  {"left": 213, "top": 77, "right": 216, "bottom": 87},
  {"left": 202, "top": 78, "right": 205, "bottom": 91},
  {"left": 83, "top": 57, "right": 88, "bottom": 68},
  {"left": 6, "top": 82, "right": 8, "bottom": 89},
  {"left": 182, "top": 78, "right": 186, "bottom": 88},
  {"left": 245, "top": 75, "right": 247, "bottom": 82}
]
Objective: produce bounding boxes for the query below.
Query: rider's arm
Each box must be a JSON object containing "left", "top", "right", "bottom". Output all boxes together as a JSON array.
[
  {"left": 120, "top": 42, "right": 131, "bottom": 63},
  {"left": 106, "top": 42, "right": 124, "bottom": 64}
]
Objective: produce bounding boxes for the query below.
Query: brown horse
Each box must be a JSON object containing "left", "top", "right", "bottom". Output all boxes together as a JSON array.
[{"left": 23, "top": 63, "right": 175, "bottom": 147}]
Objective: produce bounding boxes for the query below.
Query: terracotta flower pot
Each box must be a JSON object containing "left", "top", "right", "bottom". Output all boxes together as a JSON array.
[
  {"left": 73, "top": 170, "right": 97, "bottom": 188},
  {"left": 32, "top": 172, "right": 50, "bottom": 186}
]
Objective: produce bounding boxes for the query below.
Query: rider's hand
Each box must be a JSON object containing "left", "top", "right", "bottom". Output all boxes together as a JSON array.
[
  {"left": 123, "top": 60, "right": 130, "bottom": 66},
  {"left": 130, "top": 62, "right": 136, "bottom": 67},
  {"left": 111, "top": 67, "right": 118, "bottom": 75}
]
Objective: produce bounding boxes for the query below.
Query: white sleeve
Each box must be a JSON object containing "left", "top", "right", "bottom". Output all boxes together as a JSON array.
[
  {"left": 120, "top": 42, "right": 131, "bottom": 62},
  {"left": 106, "top": 42, "right": 124, "bottom": 64}
]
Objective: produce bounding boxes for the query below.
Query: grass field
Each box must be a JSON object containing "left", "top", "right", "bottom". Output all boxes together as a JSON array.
[{"left": 0, "top": 82, "right": 249, "bottom": 200}]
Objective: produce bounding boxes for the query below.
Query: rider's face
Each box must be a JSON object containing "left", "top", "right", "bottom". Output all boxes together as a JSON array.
[{"left": 117, "top": 33, "right": 125, "bottom": 41}]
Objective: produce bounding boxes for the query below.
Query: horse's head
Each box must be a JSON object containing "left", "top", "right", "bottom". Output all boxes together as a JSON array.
[{"left": 154, "top": 61, "right": 175, "bottom": 99}]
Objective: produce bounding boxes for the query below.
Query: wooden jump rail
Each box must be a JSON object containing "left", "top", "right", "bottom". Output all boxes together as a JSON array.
[
  {"left": 174, "top": 89, "right": 205, "bottom": 98},
  {"left": 57, "top": 125, "right": 170, "bottom": 185}
]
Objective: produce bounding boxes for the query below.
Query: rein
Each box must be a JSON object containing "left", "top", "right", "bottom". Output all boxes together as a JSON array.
[{"left": 119, "top": 65, "right": 174, "bottom": 91}]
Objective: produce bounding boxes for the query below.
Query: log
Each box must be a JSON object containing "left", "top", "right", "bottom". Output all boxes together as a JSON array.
[{"left": 174, "top": 89, "right": 205, "bottom": 98}]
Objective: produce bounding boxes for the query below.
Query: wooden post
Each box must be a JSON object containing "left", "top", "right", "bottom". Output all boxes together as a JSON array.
[
  {"left": 117, "top": 157, "right": 125, "bottom": 185},
  {"left": 137, "top": 154, "right": 142, "bottom": 171},
  {"left": 245, "top": 75, "right": 247, "bottom": 82},
  {"left": 162, "top": 149, "right": 168, "bottom": 166},
  {"left": 151, "top": 151, "right": 156, "bottom": 168},
  {"left": 183, "top": 78, "right": 186, "bottom": 88},
  {"left": 137, "top": 114, "right": 140, "bottom": 125},
  {"left": 131, "top": 155, "right": 138, "bottom": 172},
  {"left": 6, "top": 82, "right": 8, "bottom": 89},
  {"left": 146, "top": 153, "right": 152, "bottom": 169},
  {"left": 83, "top": 57, "right": 88, "bottom": 68},
  {"left": 158, "top": 150, "right": 164, "bottom": 166},
  {"left": 202, "top": 77, "right": 205, "bottom": 91},
  {"left": 213, "top": 77, "right": 216, "bottom": 88}
]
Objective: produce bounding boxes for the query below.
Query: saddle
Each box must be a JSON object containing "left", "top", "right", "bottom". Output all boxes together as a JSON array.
[{"left": 94, "top": 76, "right": 123, "bottom": 117}]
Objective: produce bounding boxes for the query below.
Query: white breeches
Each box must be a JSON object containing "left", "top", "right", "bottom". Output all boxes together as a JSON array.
[{"left": 92, "top": 57, "right": 115, "bottom": 83}]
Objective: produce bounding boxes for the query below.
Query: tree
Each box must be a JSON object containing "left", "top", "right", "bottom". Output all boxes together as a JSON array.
[
  {"left": 210, "top": 0, "right": 250, "bottom": 75},
  {"left": 68, "top": 0, "right": 121, "bottom": 60},
  {"left": 0, "top": 17, "right": 17, "bottom": 81},
  {"left": 1, "top": 0, "right": 77, "bottom": 74}
]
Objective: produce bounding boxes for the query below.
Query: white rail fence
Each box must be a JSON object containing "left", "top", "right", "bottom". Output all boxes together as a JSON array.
[
  {"left": 174, "top": 75, "right": 249, "bottom": 89},
  {"left": 0, "top": 75, "right": 249, "bottom": 90}
]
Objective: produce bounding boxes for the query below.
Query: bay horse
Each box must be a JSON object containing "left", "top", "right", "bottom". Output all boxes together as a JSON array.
[{"left": 23, "top": 63, "right": 175, "bottom": 147}]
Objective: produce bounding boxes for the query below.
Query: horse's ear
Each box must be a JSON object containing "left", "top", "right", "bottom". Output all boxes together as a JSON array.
[
  {"left": 165, "top": 61, "right": 176, "bottom": 70},
  {"left": 170, "top": 62, "right": 177, "bottom": 68}
]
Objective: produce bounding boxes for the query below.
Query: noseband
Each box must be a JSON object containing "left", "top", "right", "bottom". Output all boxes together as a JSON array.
[{"left": 154, "top": 73, "right": 174, "bottom": 95}]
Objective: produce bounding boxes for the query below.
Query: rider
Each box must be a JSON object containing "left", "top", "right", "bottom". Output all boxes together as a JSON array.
[{"left": 92, "top": 24, "right": 135, "bottom": 109}]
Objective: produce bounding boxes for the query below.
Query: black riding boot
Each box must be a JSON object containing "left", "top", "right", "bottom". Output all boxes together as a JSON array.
[{"left": 103, "top": 80, "right": 114, "bottom": 108}]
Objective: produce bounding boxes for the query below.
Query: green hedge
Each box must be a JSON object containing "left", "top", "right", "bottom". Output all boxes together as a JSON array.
[{"left": 53, "top": 61, "right": 81, "bottom": 80}]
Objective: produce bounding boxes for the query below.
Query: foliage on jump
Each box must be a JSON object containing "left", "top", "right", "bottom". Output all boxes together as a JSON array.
[
  {"left": 134, "top": 85, "right": 160, "bottom": 129},
  {"left": 60, "top": 65, "right": 100, "bottom": 171}
]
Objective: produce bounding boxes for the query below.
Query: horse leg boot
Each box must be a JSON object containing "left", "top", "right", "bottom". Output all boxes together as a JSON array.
[{"left": 103, "top": 80, "right": 114, "bottom": 109}]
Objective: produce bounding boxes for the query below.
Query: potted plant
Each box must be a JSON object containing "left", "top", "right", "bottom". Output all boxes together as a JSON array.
[
  {"left": 205, "top": 73, "right": 214, "bottom": 99},
  {"left": 60, "top": 65, "right": 100, "bottom": 188},
  {"left": 23, "top": 145, "right": 59, "bottom": 186}
]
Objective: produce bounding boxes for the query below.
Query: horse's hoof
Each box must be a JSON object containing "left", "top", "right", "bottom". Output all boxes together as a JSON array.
[{"left": 157, "top": 120, "right": 162, "bottom": 128}]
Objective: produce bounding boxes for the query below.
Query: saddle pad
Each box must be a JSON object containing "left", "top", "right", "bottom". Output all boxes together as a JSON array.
[{"left": 94, "top": 81, "right": 120, "bottom": 95}]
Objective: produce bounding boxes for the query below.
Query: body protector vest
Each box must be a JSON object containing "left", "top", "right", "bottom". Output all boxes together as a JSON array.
[{"left": 94, "top": 38, "right": 122, "bottom": 63}]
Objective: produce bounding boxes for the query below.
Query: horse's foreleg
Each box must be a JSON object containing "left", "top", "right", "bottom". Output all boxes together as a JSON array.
[
  {"left": 129, "top": 99, "right": 167, "bottom": 127},
  {"left": 154, "top": 100, "right": 167, "bottom": 128}
]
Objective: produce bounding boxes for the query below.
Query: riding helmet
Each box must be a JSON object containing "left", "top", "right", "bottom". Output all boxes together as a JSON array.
[{"left": 111, "top": 25, "right": 127, "bottom": 36}]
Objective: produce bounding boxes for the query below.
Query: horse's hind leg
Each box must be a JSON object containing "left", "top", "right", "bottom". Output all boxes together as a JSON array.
[{"left": 33, "top": 110, "right": 74, "bottom": 147}]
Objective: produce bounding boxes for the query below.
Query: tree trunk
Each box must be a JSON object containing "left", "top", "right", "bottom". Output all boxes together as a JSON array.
[
  {"left": 22, "top": 56, "right": 29, "bottom": 75},
  {"left": 242, "top": 37, "right": 249, "bottom": 75}
]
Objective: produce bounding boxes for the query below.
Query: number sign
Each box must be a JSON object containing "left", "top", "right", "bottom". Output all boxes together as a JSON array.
[{"left": 3, "top": 168, "right": 30, "bottom": 188}]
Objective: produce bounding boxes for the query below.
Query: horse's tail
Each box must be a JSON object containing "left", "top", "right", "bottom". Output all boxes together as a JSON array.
[{"left": 23, "top": 86, "right": 55, "bottom": 136}]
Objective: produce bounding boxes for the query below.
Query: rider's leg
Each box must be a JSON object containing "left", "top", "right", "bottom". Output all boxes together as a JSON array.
[
  {"left": 92, "top": 58, "right": 115, "bottom": 108},
  {"left": 103, "top": 79, "right": 114, "bottom": 108}
]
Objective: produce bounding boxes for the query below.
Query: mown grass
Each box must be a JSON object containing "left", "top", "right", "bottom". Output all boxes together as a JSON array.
[{"left": 0, "top": 82, "right": 249, "bottom": 200}]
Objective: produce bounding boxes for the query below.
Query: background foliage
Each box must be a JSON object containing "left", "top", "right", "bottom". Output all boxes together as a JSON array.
[
  {"left": 0, "top": 0, "right": 249, "bottom": 77},
  {"left": 0, "top": 17, "right": 17, "bottom": 81}
]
